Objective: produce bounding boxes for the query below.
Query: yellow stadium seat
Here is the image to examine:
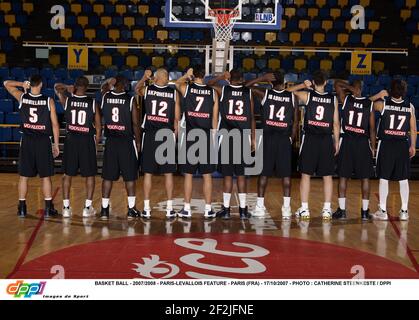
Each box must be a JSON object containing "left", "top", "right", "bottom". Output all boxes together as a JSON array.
[
  {"left": 139, "top": 5, "right": 149, "bottom": 16},
  {"left": 0, "top": 2, "right": 11, "bottom": 13},
  {"left": 124, "top": 17, "right": 135, "bottom": 29},
  {"left": 133, "top": 29, "right": 144, "bottom": 42},
  {"left": 406, "top": 0, "right": 417, "bottom": 9},
  {"left": 304, "top": 51, "right": 315, "bottom": 59},
  {"left": 126, "top": 55, "right": 139, "bottom": 68},
  {"left": 108, "top": 29, "right": 120, "bottom": 42},
  {"left": 368, "top": 21, "right": 380, "bottom": 33},
  {"left": 4, "top": 14, "right": 15, "bottom": 26},
  {"left": 281, "top": 19, "right": 287, "bottom": 29},
  {"left": 322, "top": 20, "right": 333, "bottom": 32},
  {"left": 116, "top": 4, "right": 127, "bottom": 15},
  {"left": 157, "top": 30, "right": 168, "bottom": 42},
  {"left": 9, "top": 27, "right": 21, "bottom": 40},
  {"left": 101, "top": 16, "right": 112, "bottom": 27},
  {"left": 313, "top": 33, "right": 325, "bottom": 45},
  {"left": 338, "top": 0, "right": 349, "bottom": 7},
  {"left": 401, "top": 9, "right": 411, "bottom": 21},
  {"left": 23, "top": 3, "right": 34, "bottom": 15},
  {"left": 143, "top": 48, "right": 153, "bottom": 55},
  {"left": 71, "top": 4, "right": 82, "bottom": 15},
  {"left": 289, "top": 32, "right": 301, "bottom": 45},
  {"left": 49, "top": 54, "right": 61, "bottom": 67},
  {"left": 268, "top": 58, "right": 281, "bottom": 70},
  {"left": 77, "top": 16, "right": 89, "bottom": 28},
  {"left": 243, "top": 58, "right": 255, "bottom": 71},
  {"left": 373, "top": 61, "right": 385, "bottom": 73},
  {"left": 178, "top": 56, "right": 191, "bottom": 70},
  {"left": 0, "top": 52, "right": 6, "bottom": 66},
  {"left": 152, "top": 56, "right": 164, "bottom": 68},
  {"left": 320, "top": 59, "right": 333, "bottom": 71},
  {"left": 413, "top": 35, "right": 419, "bottom": 48},
  {"left": 299, "top": 20, "right": 310, "bottom": 31},
  {"left": 330, "top": 8, "right": 341, "bottom": 20},
  {"left": 254, "top": 48, "right": 266, "bottom": 57},
  {"left": 84, "top": 29, "right": 96, "bottom": 42},
  {"left": 93, "top": 46, "right": 104, "bottom": 54},
  {"left": 307, "top": 8, "right": 319, "bottom": 18},
  {"left": 284, "top": 7, "right": 296, "bottom": 18},
  {"left": 294, "top": 0, "right": 305, "bottom": 7},
  {"left": 360, "top": 0, "right": 371, "bottom": 6},
  {"left": 345, "top": 20, "right": 352, "bottom": 32},
  {"left": 337, "top": 33, "right": 349, "bottom": 46},
  {"left": 117, "top": 47, "right": 128, "bottom": 54},
  {"left": 265, "top": 32, "right": 277, "bottom": 44},
  {"left": 100, "top": 54, "right": 112, "bottom": 68},
  {"left": 60, "top": 28, "right": 72, "bottom": 41},
  {"left": 294, "top": 59, "right": 307, "bottom": 71},
  {"left": 317, "top": 0, "right": 327, "bottom": 8},
  {"left": 361, "top": 34, "right": 373, "bottom": 47},
  {"left": 147, "top": 17, "right": 159, "bottom": 28},
  {"left": 109, "top": 0, "right": 118, "bottom": 4},
  {"left": 93, "top": 4, "right": 104, "bottom": 16}
]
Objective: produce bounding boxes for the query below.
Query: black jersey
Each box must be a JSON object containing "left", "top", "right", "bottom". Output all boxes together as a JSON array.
[
  {"left": 341, "top": 95, "right": 373, "bottom": 138},
  {"left": 378, "top": 98, "right": 412, "bottom": 140},
  {"left": 261, "top": 89, "right": 295, "bottom": 135},
  {"left": 19, "top": 93, "right": 52, "bottom": 136},
  {"left": 101, "top": 91, "right": 134, "bottom": 138},
  {"left": 183, "top": 83, "right": 215, "bottom": 130},
  {"left": 143, "top": 84, "right": 176, "bottom": 131},
  {"left": 64, "top": 94, "right": 96, "bottom": 135},
  {"left": 303, "top": 90, "right": 336, "bottom": 135},
  {"left": 219, "top": 85, "right": 252, "bottom": 130}
]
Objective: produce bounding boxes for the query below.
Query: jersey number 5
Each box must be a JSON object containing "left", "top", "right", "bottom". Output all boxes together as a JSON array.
[{"left": 29, "top": 108, "right": 38, "bottom": 123}]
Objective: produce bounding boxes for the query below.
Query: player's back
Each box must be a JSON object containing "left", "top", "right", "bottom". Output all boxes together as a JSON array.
[
  {"left": 101, "top": 91, "right": 134, "bottom": 138},
  {"left": 143, "top": 84, "right": 176, "bottom": 131},
  {"left": 19, "top": 92, "right": 52, "bottom": 136},
  {"left": 183, "top": 82, "right": 214, "bottom": 130},
  {"left": 219, "top": 85, "right": 251, "bottom": 130}
]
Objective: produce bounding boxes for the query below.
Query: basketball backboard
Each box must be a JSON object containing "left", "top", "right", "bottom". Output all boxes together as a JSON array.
[{"left": 165, "top": 0, "right": 282, "bottom": 30}]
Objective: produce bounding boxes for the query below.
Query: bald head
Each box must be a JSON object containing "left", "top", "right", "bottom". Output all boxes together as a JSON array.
[{"left": 154, "top": 68, "right": 169, "bottom": 86}]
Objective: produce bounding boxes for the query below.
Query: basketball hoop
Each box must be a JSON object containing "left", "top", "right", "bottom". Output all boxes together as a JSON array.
[{"left": 208, "top": 8, "right": 240, "bottom": 42}]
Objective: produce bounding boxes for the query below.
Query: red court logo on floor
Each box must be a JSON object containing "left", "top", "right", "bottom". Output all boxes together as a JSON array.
[{"left": 10, "top": 234, "right": 419, "bottom": 279}]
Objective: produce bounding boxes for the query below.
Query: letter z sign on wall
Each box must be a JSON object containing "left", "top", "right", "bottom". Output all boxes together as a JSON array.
[
  {"left": 68, "top": 45, "right": 88, "bottom": 71},
  {"left": 351, "top": 51, "right": 372, "bottom": 75}
]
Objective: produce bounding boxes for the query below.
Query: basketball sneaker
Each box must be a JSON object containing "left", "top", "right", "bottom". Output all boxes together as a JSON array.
[
  {"left": 62, "top": 207, "right": 72, "bottom": 219},
  {"left": 371, "top": 208, "right": 388, "bottom": 221},
  {"left": 252, "top": 205, "right": 266, "bottom": 218},
  {"left": 216, "top": 206, "right": 231, "bottom": 220},
  {"left": 127, "top": 207, "right": 140, "bottom": 220},
  {"left": 166, "top": 209, "right": 177, "bottom": 219},
  {"left": 322, "top": 208, "right": 332, "bottom": 220},
  {"left": 100, "top": 206, "right": 110, "bottom": 221},
  {"left": 141, "top": 209, "right": 151, "bottom": 219},
  {"left": 295, "top": 207, "right": 310, "bottom": 220},
  {"left": 204, "top": 209, "right": 216, "bottom": 219},
  {"left": 82, "top": 206, "right": 96, "bottom": 218},
  {"left": 399, "top": 210, "right": 409, "bottom": 221},
  {"left": 332, "top": 208, "right": 347, "bottom": 220},
  {"left": 44, "top": 206, "right": 59, "bottom": 218},
  {"left": 239, "top": 206, "right": 250, "bottom": 220},
  {"left": 361, "top": 209, "right": 371, "bottom": 221},
  {"left": 17, "top": 202, "right": 27, "bottom": 218},
  {"left": 282, "top": 206, "right": 292, "bottom": 220}
]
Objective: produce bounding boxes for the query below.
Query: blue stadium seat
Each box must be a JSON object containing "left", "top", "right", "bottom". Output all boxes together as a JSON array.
[
  {"left": 0, "top": 88, "right": 7, "bottom": 99},
  {"left": 40, "top": 67, "right": 54, "bottom": 79},
  {"left": 411, "top": 96, "right": 419, "bottom": 109},
  {"left": 11, "top": 67, "right": 25, "bottom": 79},
  {"left": 25, "top": 67, "right": 39, "bottom": 78},
  {"left": 96, "top": 27, "right": 108, "bottom": 41},
  {"left": 69, "top": 69, "right": 84, "bottom": 79},
  {"left": 378, "top": 75, "right": 392, "bottom": 87},
  {"left": 0, "top": 128, "right": 12, "bottom": 142},
  {"left": 0, "top": 67, "right": 9, "bottom": 80},
  {"left": 16, "top": 14, "right": 28, "bottom": 26},
  {"left": 43, "top": 88, "right": 55, "bottom": 98},
  {"left": 363, "top": 75, "right": 377, "bottom": 86},
  {"left": 0, "top": 111, "right": 4, "bottom": 123},
  {"left": 370, "top": 84, "right": 384, "bottom": 95},
  {"left": 407, "top": 85, "right": 416, "bottom": 97},
  {"left": 55, "top": 68, "right": 68, "bottom": 80},
  {"left": 0, "top": 99, "right": 13, "bottom": 113},
  {"left": 89, "top": 15, "right": 100, "bottom": 28},
  {"left": 55, "top": 101, "right": 64, "bottom": 114},
  {"left": 5, "top": 112, "right": 20, "bottom": 124},
  {"left": 12, "top": 128, "right": 22, "bottom": 142},
  {"left": 104, "top": 69, "right": 118, "bottom": 79}
]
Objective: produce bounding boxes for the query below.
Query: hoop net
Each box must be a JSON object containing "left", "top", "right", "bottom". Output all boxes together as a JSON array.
[{"left": 208, "top": 8, "right": 240, "bottom": 42}]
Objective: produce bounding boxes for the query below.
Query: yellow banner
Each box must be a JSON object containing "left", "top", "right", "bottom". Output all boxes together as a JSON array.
[
  {"left": 68, "top": 46, "right": 88, "bottom": 71},
  {"left": 351, "top": 51, "right": 372, "bottom": 75}
]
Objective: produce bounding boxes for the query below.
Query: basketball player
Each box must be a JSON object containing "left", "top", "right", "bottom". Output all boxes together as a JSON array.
[
  {"left": 54, "top": 77, "right": 102, "bottom": 218},
  {"left": 371, "top": 80, "right": 417, "bottom": 221},
  {"left": 333, "top": 79, "right": 388, "bottom": 220},
  {"left": 207, "top": 70, "right": 256, "bottom": 220},
  {"left": 245, "top": 72, "right": 299, "bottom": 219},
  {"left": 175, "top": 66, "right": 219, "bottom": 219},
  {"left": 100, "top": 75, "right": 141, "bottom": 220},
  {"left": 135, "top": 69, "right": 181, "bottom": 219},
  {"left": 288, "top": 70, "right": 340, "bottom": 220},
  {"left": 4, "top": 76, "right": 60, "bottom": 218}
]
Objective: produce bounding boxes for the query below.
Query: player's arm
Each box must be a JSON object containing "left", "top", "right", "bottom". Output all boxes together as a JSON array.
[
  {"left": 212, "top": 91, "right": 219, "bottom": 130},
  {"left": 333, "top": 79, "right": 353, "bottom": 104},
  {"left": 175, "top": 68, "right": 193, "bottom": 97},
  {"left": 54, "top": 83, "right": 71, "bottom": 107},
  {"left": 94, "top": 101, "right": 102, "bottom": 144},
  {"left": 3, "top": 80, "right": 29, "bottom": 102},
  {"left": 244, "top": 73, "right": 275, "bottom": 88},
  {"left": 333, "top": 97, "right": 341, "bottom": 156},
  {"left": 135, "top": 69, "right": 153, "bottom": 97},
  {"left": 49, "top": 99, "right": 60, "bottom": 158},
  {"left": 370, "top": 90, "right": 388, "bottom": 105},
  {"left": 287, "top": 80, "right": 311, "bottom": 105},
  {"left": 131, "top": 98, "right": 141, "bottom": 151},
  {"left": 250, "top": 90, "right": 256, "bottom": 151},
  {"left": 248, "top": 87, "right": 266, "bottom": 101},
  {"left": 369, "top": 108, "right": 377, "bottom": 157},
  {"left": 291, "top": 93, "right": 300, "bottom": 143},
  {"left": 207, "top": 71, "right": 229, "bottom": 96},
  {"left": 409, "top": 106, "right": 417, "bottom": 158},
  {"left": 174, "top": 91, "right": 181, "bottom": 137},
  {"left": 101, "top": 77, "right": 116, "bottom": 96}
]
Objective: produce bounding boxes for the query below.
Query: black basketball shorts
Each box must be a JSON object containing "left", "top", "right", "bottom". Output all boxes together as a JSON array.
[
  {"left": 261, "top": 133, "right": 293, "bottom": 178},
  {"left": 299, "top": 134, "right": 335, "bottom": 177},
  {"left": 141, "top": 130, "right": 177, "bottom": 174},
  {"left": 19, "top": 134, "right": 54, "bottom": 178},
  {"left": 376, "top": 139, "right": 410, "bottom": 181},
  {"left": 63, "top": 134, "right": 97, "bottom": 177}
]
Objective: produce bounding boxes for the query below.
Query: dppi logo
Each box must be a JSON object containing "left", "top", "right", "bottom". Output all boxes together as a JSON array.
[{"left": 6, "top": 281, "right": 46, "bottom": 298}]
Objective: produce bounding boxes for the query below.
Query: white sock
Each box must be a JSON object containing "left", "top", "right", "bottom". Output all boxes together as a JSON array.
[
  {"left": 128, "top": 196, "right": 136, "bottom": 209},
  {"left": 362, "top": 200, "right": 369, "bottom": 211},
  {"left": 257, "top": 197, "right": 264, "bottom": 208},
  {"left": 223, "top": 193, "right": 231, "bottom": 208},
  {"left": 167, "top": 200, "right": 173, "bottom": 211},
  {"left": 102, "top": 198, "right": 110, "bottom": 209},
  {"left": 144, "top": 200, "right": 150, "bottom": 210},
  {"left": 283, "top": 197, "right": 291, "bottom": 208},
  {"left": 379, "top": 179, "right": 389, "bottom": 211},
  {"left": 399, "top": 180, "right": 409, "bottom": 211},
  {"left": 184, "top": 203, "right": 191, "bottom": 211},
  {"left": 323, "top": 202, "right": 331, "bottom": 210},
  {"left": 301, "top": 202, "right": 309, "bottom": 210},
  {"left": 338, "top": 198, "right": 346, "bottom": 210},
  {"left": 85, "top": 199, "right": 92, "bottom": 208},
  {"left": 205, "top": 204, "right": 212, "bottom": 212},
  {"left": 238, "top": 193, "right": 247, "bottom": 209},
  {"left": 63, "top": 199, "right": 70, "bottom": 208}
]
